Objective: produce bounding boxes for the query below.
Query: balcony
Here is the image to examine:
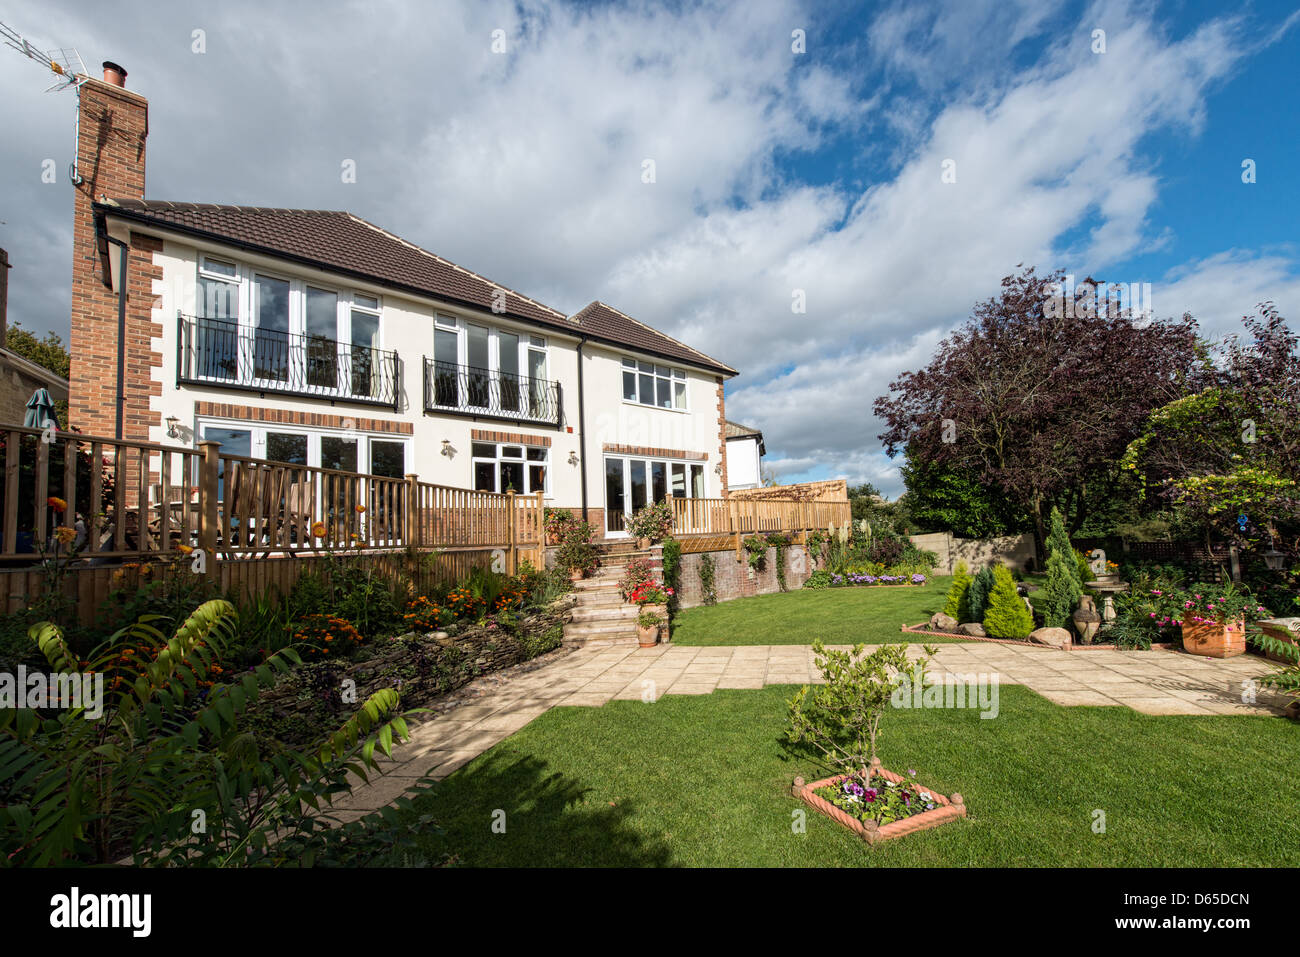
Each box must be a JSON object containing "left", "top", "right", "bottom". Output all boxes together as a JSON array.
[
  {"left": 422, "top": 358, "right": 562, "bottom": 428},
  {"left": 177, "top": 314, "right": 401, "bottom": 410}
]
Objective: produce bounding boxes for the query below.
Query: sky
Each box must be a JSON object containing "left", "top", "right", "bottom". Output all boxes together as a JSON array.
[{"left": 2, "top": 0, "right": 1297, "bottom": 496}]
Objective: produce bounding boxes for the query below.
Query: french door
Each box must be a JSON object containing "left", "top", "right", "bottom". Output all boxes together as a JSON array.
[{"left": 604, "top": 455, "right": 694, "bottom": 535}]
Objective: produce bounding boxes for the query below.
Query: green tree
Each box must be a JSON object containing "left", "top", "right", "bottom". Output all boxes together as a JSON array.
[
  {"left": 983, "top": 566, "right": 1034, "bottom": 639},
  {"left": 1044, "top": 508, "right": 1080, "bottom": 588},
  {"left": 899, "top": 454, "right": 1027, "bottom": 538},
  {"left": 942, "top": 560, "right": 972, "bottom": 622},
  {"left": 967, "top": 565, "right": 995, "bottom": 622}
]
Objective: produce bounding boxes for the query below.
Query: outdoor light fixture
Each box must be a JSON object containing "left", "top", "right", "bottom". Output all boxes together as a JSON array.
[
  {"left": 714, "top": 463, "right": 724, "bottom": 476},
  {"left": 441, "top": 439, "right": 455, "bottom": 458},
  {"left": 1264, "top": 540, "right": 1286, "bottom": 571},
  {"left": 568, "top": 451, "right": 579, "bottom": 466},
  {"left": 165, "top": 416, "right": 180, "bottom": 439}
]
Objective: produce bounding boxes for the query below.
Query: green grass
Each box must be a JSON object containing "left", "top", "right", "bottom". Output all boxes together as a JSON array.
[
  {"left": 401, "top": 685, "right": 1300, "bottom": 867},
  {"left": 671, "top": 575, "right": 959, "bottom": 645}
]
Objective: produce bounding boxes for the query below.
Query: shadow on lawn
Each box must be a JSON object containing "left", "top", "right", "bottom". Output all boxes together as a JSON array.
[{"left": 408, "top": 750, "right": 673, "bottom": 867}]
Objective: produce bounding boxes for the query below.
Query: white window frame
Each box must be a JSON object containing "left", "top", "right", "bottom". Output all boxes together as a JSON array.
[
  {"left": 429, "top": 315, "right": 552, "bottom": 420},
  {"left": 469, "top": 441, "right": 550, "bottom": 496},
  {"left": 196, "top": 418, "right": 409, "bottom": 477},
  {"left": 621, "top": 357, "right": 688, "bottom": 411}
]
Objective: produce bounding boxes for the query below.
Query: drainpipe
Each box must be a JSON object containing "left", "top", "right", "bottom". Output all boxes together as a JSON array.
[
  {"left": 100, "top": 228, "right": 130, "bottom": 440},
  {"left": 577, "top": 336, "right": 589, "bottom": 522}
]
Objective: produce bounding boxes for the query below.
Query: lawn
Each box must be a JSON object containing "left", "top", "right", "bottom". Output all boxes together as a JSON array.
[
  {"left": 401, "top": 684, "right": 1300, "bottom": 866},
  {"left": 672, "top": 575, "right": 959, "bottom": 645}
]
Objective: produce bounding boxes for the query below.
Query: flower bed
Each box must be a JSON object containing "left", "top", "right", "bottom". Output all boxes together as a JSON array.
[
  {"left": 793, "top": 760, "right": 965, "bottom": 844},
  {"left": 829, "top": 573, "right": 927, "bottom": 587},
  {"left": 899, "top": 622, "right": 1175, "bottom": 651}
]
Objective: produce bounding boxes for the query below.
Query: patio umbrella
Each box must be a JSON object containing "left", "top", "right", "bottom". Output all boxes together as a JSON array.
[{"left": 23, "top": 388, "right": 59, "bottom": 430}]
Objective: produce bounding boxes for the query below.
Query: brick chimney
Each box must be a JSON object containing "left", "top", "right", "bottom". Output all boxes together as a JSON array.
[{"left": 68, "top": 64, "right": 159, "bottom": 440}]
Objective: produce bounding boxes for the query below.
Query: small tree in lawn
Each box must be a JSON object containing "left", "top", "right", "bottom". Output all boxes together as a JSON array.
[
  {"left": 942, "top": 560, "right": 972, "bottom": 622},
  {"left": 983, "top": 565, "right": 1035, "bottom": 639},
  {"left": 787, "top": 639, "right": 935, "bottom": 776},
  {"left": 1039, "top": 509, "right": 1082, "bottom": 627}
]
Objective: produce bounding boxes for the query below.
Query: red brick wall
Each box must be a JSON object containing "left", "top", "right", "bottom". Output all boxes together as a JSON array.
[
  {"left": 676, "top": 545, "right": 815, "bottom": 608},
  {"left": 715, "top": 376, "right": 729, "bottom": 494},
  {"left": 69, "top": 78, "right": 151, "bottom": 439}
]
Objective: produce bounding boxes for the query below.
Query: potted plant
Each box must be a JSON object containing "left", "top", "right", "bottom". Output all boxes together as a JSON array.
[
  {"left": 1176, "top": 584, "right": 1271, "bottom": 658},
  {"left": 627, "top": 580, "right": 673, "bottom": 624},
  {"left": 637, "top": 608, "right": 664, "bottom": 647},
  {"left": 557, "top": 520, "right": 598, "bottom": 581},
  {"left": 544, "top": 507, "right": 574, "bottom": 546},
  {"left": 626, "top": 501, "right": 673, "bottom": 549}
]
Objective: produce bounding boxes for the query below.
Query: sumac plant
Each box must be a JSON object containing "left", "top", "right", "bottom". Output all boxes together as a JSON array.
[{"left": 0, "top": 599, "right": 422, "bottom": 866}]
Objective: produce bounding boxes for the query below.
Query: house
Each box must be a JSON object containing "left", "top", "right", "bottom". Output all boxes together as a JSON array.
[
  {"left": 66, "top": 63, "right": 737, "bottom": 538},
  {"left": 0, "top": 248, "right": 70, "bottom": 425},
  {"left": 723, "top": 420, "right": 765, "bottom": 490}
]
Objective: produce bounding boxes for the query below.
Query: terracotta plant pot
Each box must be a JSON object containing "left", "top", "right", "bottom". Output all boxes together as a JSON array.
[
  {"left": 1181, "top": 618, "right": 1246, "bottom": 658},
  {"left": 637, "top": 537, "right": 651, "bottom": 550},
  {"left": 569, "top": 567, "right": 585, "bottom": 582},
  {"left": 637, "top": 624, "right": 659, "bottom": 648}
]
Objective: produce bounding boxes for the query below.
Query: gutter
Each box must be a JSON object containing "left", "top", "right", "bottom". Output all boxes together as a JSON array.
[{"left": 577, "top": 336, "right": 589, "bottom": 522}]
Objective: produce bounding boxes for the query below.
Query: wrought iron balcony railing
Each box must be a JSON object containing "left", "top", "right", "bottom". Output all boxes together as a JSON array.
[
  {"left": 177, "top": 314, "right": 401, "bottom": 410},
  {"left": 422, "top": 357, "right": 562, "bottom": 427}
]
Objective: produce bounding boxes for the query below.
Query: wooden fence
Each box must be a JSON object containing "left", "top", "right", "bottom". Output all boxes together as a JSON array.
[
  {"left": 0, "top": 424, "right": 544, "bottom": 622},
  {"left": 671, "top": 495, "right": 852, "bottom": 556}
]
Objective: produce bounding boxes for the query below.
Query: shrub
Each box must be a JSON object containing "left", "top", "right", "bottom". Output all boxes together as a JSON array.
[
  {"left": 802, "top": 570, "right": 833, "bottom": 589},
  {"left": 293, "top": 614, "right": 366, "bottom": 660},
  {"left": 942, "top": 561, "right": 972, "bottom": 622},
  {"left": 661, "top": 537, "right": 683, "bottom": 615},
  {"left": 742, "top": 535, "right": 768, "bottom": 571},
  {"left": 1074, "top": 548, "right": 1097, "bottom": 583},
  {"left": 518, "top": 622, "right": 564, "bottom": 659},
  {"left": 982, "top": 566, "right": 1034, "bottom": 639},
  {"left": 1039, "top": 549, "right": 1082, "bottom": 628},
  {"left": 556, "top": 520, "right": 599, "bottom": 576},
  {"left": 966, "top": 566, "right": 995, "bottom": 622},
  {"left": 1045, "top": 507, "right": 1081, "bottom": 590}
]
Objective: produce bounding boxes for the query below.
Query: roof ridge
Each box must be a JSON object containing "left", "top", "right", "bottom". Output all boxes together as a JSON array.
[
  {"left": 345, "top": 213, "right": 567, "bottom": 321},
  {"left": 581, "top": 300, "right": 736, "bottom": 373},
  {"left": 114, "top": 199, "right": 348, "bottom": 216}
]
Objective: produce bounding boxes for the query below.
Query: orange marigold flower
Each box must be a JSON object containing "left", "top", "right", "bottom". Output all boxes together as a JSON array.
[
  {"left": 311, "top": 521, "right": 328, "bottom": 538},
  {"left": 355, "top": 504, "right": 366, "bottom": 514},
  {"left": 47, "top": 496, "right": 67, "bottom": 512},
  {"left": 53, "top": 525, "right": 77, "bottom": 545},
  {"left": 177, "top": 544, "right": 194, "bottom": 554}
]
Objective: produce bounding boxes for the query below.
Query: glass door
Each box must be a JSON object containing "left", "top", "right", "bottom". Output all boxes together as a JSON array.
[
  {"left": 605, "top": 458, "right": 626, "bottom": 534},
  {"left": 466, "top": 323, "right": 490, "bottom": 408}
]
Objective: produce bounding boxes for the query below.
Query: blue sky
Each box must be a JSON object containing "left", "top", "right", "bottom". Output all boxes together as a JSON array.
[{"left": 1, "top": 0, "right": 1297, "bottom": 495}]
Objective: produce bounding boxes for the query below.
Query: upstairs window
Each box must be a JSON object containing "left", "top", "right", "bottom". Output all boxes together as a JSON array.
[{"left": 622, "top": 358, "right": 686, "bottom": 409}]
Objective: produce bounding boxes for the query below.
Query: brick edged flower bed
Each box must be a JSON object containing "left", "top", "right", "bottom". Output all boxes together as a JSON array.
[
  {"left": 792, "top": 758, "right": 966, "bottom": 845},
  {"left": 900, "top": 623, "right": 1175, "bottom": 652}
]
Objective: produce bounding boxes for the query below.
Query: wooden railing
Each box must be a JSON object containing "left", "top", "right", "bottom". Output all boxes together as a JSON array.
[
  {"left": 671, "top": 495, "right": 852, "bottom": 553},
  {"left": 0, "top": 424, "right": 543, "bottom": 574}
]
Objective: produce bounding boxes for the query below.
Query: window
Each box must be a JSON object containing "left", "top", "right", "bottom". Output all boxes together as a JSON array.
[
  {"left": 622, "top": 357, "right": 687, "bottom": 409},
  {"left": 320, "top": 436, "right": 358, "bottom": 473},
  {"left": 196, "top": 258, "right": 239, "bottom": 380},
  {"left": 199, "top": 422, "right": 405, "bottom": 478},
  {"left": 470, "top": 442, "right": 548, "bottom": 494},
  {"left": 305, "top": 287, "right": 339, "bottom": 389},
  {"left": 253, "top": 274, "right": 291, "bottom": 382},
  {"left": 350, "top": 296, "right": 382, "bottom": 398},
  {"left": 426, "top": 318, "right": 553, "bottom": 421}
]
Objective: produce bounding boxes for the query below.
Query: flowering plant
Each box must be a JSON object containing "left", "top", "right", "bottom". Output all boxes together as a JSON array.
[
  {"left": 626, "top": 501, "right": 674, "bottom": 542},
  {"left": 1171, "top": 583, "right": 1269, "bottom": 630},
  {"left": 292, "top": 614, "right": 365, "bottom": 660},
  {"left": 618, "top": 558, "right": 655, "bottom": 601},
  {"left": 628, "top": 581, "right": 673, "bottom": 606},
  {"left": 819, "top": 770, "right": 936, "bottom": 826}
]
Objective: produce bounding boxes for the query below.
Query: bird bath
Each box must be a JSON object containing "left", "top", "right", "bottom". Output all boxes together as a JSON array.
[{"left": 1085, "top": 580, "right": 1129, "bottom": 621}]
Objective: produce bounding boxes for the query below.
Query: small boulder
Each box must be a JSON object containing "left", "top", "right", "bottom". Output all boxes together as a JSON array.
[
  {"left": 957, "top": 622, "right": 986, "bottom": 637},
  {"left": 1030, "top": 627, "right": 1073, "bottom": 651},
  {"left": 928, "top": 612, "right": 959, "bottom": 633}
]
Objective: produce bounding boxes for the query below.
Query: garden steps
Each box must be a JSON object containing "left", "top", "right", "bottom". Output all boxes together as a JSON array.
[{"left": 561, "top": 544, "right": 659, "bottom": 648}]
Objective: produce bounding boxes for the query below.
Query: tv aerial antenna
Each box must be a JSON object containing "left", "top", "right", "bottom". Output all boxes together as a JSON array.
[{"left": 1, "top": 19, "right": 90, "bottom": 184}]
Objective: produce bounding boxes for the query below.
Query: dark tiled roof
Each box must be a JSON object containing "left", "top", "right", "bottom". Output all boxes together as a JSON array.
[
  {"left": 97, "top": 199, "right": 736, "bottom": 376},
  {"left": 567, "top": 301, "right": 736, "bottom": 376}
]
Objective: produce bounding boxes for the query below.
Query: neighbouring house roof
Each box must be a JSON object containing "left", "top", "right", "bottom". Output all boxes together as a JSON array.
[
  {"left": 96, "top": 199, "right": 736, "bottom": 377},
  {"left": 724, "top": 419, "right": 765, "bottom": 455},
  {"left": 0, "top": 348, "right": 69, "bottom": 399}
]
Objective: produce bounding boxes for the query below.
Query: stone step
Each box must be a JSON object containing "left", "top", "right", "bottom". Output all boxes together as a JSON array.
[
  {"left": 562, "top": 633, "right": 641, "bottom": 650},
  {"left": 563, "top": 618, "right": 642, "bottom": 637},
  {"left": 570, "top": 604, "right": 640, "bottom": 622}
]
